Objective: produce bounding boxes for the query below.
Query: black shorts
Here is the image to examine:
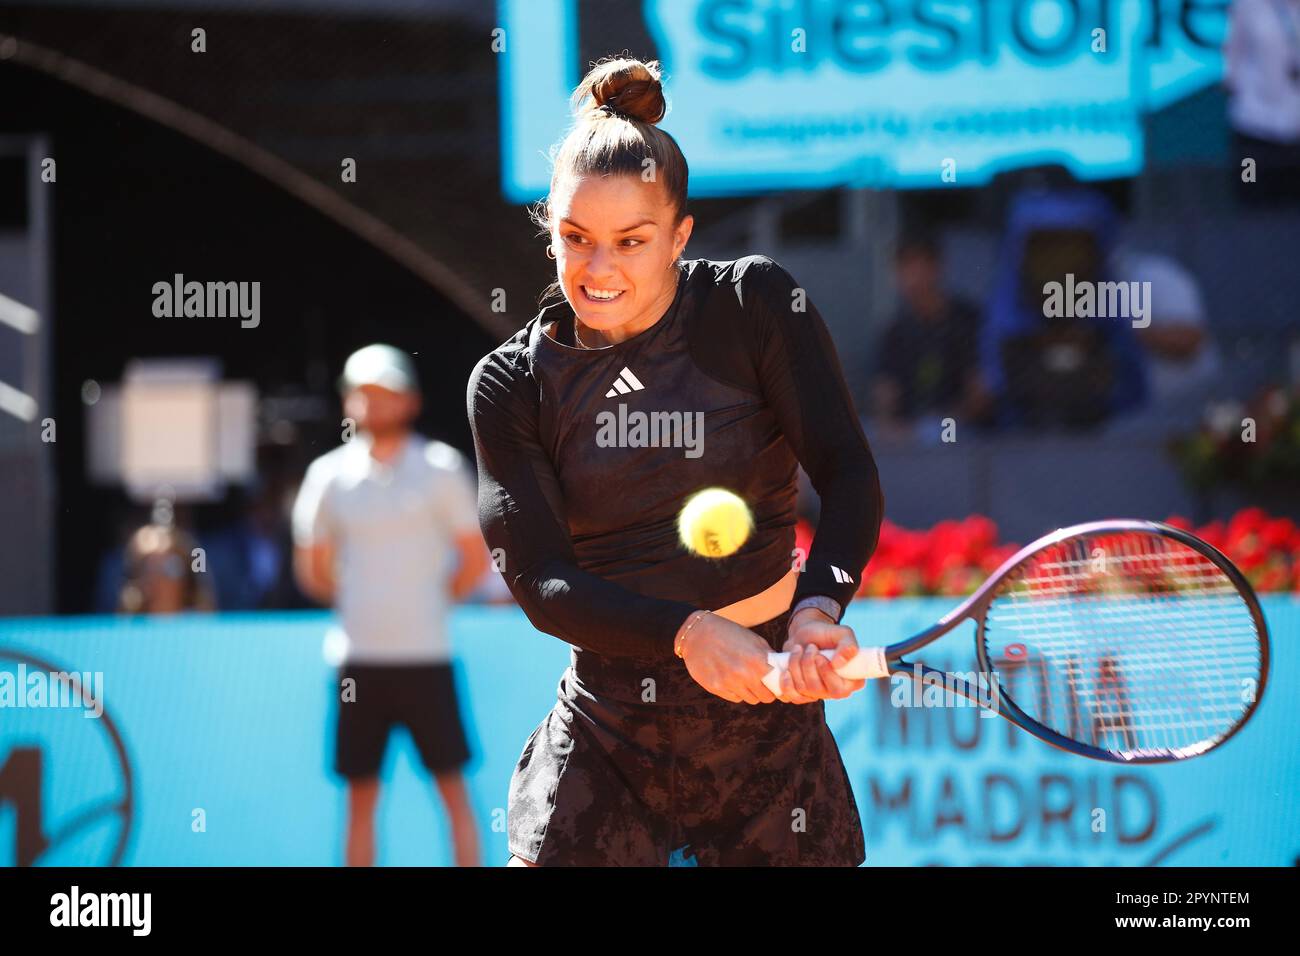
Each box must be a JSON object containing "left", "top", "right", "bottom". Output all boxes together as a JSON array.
[
  {"left": 507, "top": 609, "right": 866, "bottom": 866},
  {"left": 334, "top": 661, "right": 471, "bottom": 779}
]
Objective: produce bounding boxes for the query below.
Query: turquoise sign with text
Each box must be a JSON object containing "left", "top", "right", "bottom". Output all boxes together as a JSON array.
[{"left": 499, "top": 0, "right": 1228, "bottom": 199}]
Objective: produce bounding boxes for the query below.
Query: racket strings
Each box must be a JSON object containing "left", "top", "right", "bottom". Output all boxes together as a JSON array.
[{"left": 983, "top": 531, "right": 1262, "bottom": 759}]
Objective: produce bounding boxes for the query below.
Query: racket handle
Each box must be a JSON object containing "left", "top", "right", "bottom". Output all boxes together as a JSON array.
[{"left": 762, "top": 646, "right": 889, "bottom": 697}]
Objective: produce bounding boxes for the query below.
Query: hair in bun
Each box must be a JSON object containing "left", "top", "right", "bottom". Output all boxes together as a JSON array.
[{"left": 574, "top": 57, "right": 666, "bottom": 124}]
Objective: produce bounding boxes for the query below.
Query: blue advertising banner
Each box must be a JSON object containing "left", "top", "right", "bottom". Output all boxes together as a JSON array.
[
  {"left": 1, "top": 596, "right": 1295, "bottom": 866},
  {"left": 499, "top": 0, "right": 1229, "bottom": 200}
]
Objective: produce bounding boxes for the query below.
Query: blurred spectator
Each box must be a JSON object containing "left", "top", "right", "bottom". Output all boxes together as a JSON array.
[
  {"left": 870, "top": 232, "right": 993, "bottom": 436},
  {"left": 1225, "top": 0, "right": 1300, "bottom": 205},
  {"left": 202, "top": 479, "right": 309, "bottom": 610},
  {"left": 980, "top": 188, "right": 1149, "bottom": 429},
  {"left": 118, "top": 522, "right": 215, "bottom": 614},
  {"left": 1111, "top": 246, "right": 1221, "bottom": 420},
  {"left": 291, "top": 343, "right": 488, "bottom": 867}
]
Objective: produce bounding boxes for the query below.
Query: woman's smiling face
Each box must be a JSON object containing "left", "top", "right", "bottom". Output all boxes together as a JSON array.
[{"left": 550, "top": 173, "right": 693, "bottom": 344}]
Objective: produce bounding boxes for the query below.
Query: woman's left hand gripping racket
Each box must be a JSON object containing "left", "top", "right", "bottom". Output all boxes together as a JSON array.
[{"left": 764, "top": 520, "right": 1269, "bottom": 763}]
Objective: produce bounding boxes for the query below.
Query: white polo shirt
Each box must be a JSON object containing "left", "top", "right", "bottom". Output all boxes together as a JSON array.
[{"left": 292, "top": 433, "right": 480, "bottom": 665}]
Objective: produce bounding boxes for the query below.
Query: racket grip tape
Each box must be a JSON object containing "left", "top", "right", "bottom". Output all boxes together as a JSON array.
[{"left": 762, "top": 646, "right": 889, "bottom": 696}]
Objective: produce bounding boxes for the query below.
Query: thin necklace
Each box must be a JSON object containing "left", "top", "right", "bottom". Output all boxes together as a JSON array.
[{"left": 574, "top": 320, "right": 601, "bottom": 350}]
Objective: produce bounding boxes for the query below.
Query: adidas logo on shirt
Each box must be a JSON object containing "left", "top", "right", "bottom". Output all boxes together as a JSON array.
[
  {"left": 830, "top": 565, "right": 855, "bottom": 584},
  {"left": 605, "top": 366, "right": 645, "bottom": 399}
]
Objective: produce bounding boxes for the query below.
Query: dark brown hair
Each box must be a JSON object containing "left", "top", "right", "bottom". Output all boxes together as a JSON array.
[{"left": 531, "top": 56, "right": 690, "bottom": 244}]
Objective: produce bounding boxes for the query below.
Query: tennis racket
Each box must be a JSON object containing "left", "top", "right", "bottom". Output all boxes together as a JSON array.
[{"left": 764, "top": 520, "right": 1269, "bottom": 763}]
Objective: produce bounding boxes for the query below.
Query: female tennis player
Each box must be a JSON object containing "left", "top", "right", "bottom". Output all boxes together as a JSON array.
[{"left": 467, "top": 57, "right": 884, "bottom": 867}]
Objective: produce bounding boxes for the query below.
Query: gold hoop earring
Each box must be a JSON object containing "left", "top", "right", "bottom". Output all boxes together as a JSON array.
[{"left": 545, "top": 244, "right": 556, "bottom": 260}]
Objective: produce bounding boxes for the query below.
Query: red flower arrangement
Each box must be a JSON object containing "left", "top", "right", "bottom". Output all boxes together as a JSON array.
[
  {"left": 794, "top": 508, "right": 1300, "bottom": 598},
  {"left": 1164, "top": 508, "right": 1300, "bottom": 594}
]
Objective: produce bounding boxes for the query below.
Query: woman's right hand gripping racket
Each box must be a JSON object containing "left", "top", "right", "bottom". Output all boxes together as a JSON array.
[{"left": 765, "top": 520, "right": 1269, "bottom": 763}]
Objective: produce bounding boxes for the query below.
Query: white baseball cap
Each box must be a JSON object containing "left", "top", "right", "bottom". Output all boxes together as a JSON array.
[{"left": 339, "top": 344, "right": 419, "bottom": 394}]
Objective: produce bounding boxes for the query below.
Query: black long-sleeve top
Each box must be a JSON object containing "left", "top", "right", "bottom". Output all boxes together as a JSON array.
[{"left": 466, "top": 255, "right": 884, "bottom": 661}]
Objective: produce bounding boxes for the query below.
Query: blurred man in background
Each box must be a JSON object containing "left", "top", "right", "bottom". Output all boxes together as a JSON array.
[
  {"left": 1112, "top": 244, "right": 1221, "bottom": 425},
  {"left": 292, "top": 344, "right": 489, "bottom": 867},
  {"left": 870, "top": 232, "right": 992, "bottom": 437},
  {"left": 980, "top": 188, "right": 1149, "bottom": 429}
]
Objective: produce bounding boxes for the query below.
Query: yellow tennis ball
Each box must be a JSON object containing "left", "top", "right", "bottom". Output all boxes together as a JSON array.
[{"left": 678, "top": 487, "right": 754, "bottom": 558}]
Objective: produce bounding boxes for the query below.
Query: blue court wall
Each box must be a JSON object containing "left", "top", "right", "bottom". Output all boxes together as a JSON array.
[{"left": 1, "top": 598, "right": 1296, "bottom": 866}]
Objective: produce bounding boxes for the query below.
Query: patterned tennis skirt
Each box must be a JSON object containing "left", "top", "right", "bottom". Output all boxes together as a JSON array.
[{"left": 506, "top": 608, "right": 865, "bottom": 866}]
